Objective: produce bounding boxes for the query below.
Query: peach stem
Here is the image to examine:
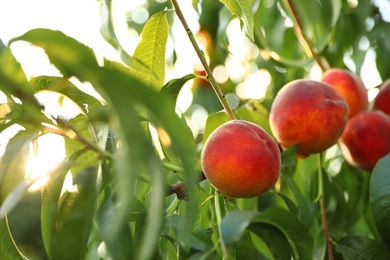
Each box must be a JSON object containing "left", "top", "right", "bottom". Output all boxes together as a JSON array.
[
  {"left": 317, "top": 154, "right": 334, "bottom": 260},
  {"left": 170, "top": 0, "right": 237, "bottom": 120}
]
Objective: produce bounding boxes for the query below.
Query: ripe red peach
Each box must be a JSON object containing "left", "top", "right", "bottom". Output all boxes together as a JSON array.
[
  {"left": 201, "top": 120, "right": 281, "bottom": 198},
  {"left": 322, "top": 68, "right": 368, "bottom": 118},
  {"left": 339, "top": 110, "right": 390, "bottom": 171},
  {"left": 373, "top": 79, "right": 390, "bottom": 116},
  {"left": 269, "top": 79, "right": 349, "bottom": 158}
]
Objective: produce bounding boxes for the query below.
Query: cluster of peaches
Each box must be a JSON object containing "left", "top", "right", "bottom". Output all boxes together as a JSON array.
[{"left": 201, "top": 69, "right": 390, "bottom": 198}]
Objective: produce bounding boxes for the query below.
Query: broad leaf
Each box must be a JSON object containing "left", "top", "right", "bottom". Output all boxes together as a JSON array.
[
  {"left": 219, "top": 0, "right": 254, "bottom": 41},
  {"left": 48, "top": 166, "right": 98, "bottom": 260},
  {"left": 221, "top": 208, "right": 313, "bottom": 259},
  {"left": 166, "top": 214, "right": 212, "bottom": 252},
  {"left": 336, "top": 235, "right": 390, "bottom": 260},
  {"left": 131, "top": 11, "right": 168, "bottom": 89},
  {"left": 221, "top": 211, "right": 258, "bottom": 246},
  {"left": 0, "top": 216, "right": 27, "bottom": 260},
  {"left": 281, "top": 173, "right": 315, "bottom": 230},
  {"left": 369, "top": 154, "right": 390, "bottom": 245}
]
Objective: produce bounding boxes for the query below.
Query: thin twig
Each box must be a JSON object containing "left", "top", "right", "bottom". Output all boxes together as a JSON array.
[
  {"left": 170, "top": 0, "right": 237, "bottom": 120},
  {"left": 283, "top": 0, "right": 329, "bottom": 72},
  {"left": 317, "top": 154, "right": 334, "bottom": 260}
]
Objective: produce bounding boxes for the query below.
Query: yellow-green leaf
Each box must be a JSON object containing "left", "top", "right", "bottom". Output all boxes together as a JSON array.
[{"left": 131, "top": 11, "right": 168, "bottom": 90}]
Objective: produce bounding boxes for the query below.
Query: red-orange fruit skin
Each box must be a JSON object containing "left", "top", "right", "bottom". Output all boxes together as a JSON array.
[
  {"left": 269, "top": 79, "right": 349, "bottom": 158},
  {"left": 373, "top": 79, "right": 390, "bottom": 116},
  {"left": 322, "top": 68, "right": 368, "bottom": 118},
  {"left": 339, "top": 110, "right": 390, "bottom": 172},
  {"left": 201, "top": 120, "right": 281, "bottom": 198}
]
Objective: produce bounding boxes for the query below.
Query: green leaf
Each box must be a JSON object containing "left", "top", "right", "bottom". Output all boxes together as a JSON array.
[
  {"left": 10, "top": 29, "right": 100, "bottom": 81},
  {"left": 221, "top": 211, "right": 258, "bottom": 245},
  {"left": 131, "top": 11, "right": 169, "bottom": 89},
  {"left": 160, "top": 74, "right": 196, "bottom": 103},
  {"left": 0, "top": 180, "right": 35, "bottom": 217},
  {"left": 166, "top": 214, "right": 213, "bottom": 252},
  {"left": 336, "top": 235, "right": 390, "bottom": 260},
  {"left": 0, "top": 216, "right": 27, "bottom": 260},
  {"left": 0, "top": 130, "right": 38, "bottom": 203},
  {"left": 250, "top": 223, "right": 293, "bottom": 259},
  {"left": 202, "top": 111, "right": 230, "bottom": 143},
  {"left": 14, "top": 28, "right": 198, "bottom": 259},
  {"left": 99, "top": 0, "right": 132, "bottom": 65},
  {"left": 0, "top": 43, "right": 45, "bottom": 124},
  {"left": 234, "top": 101, "right": 271, "bottom": 136},
  {"left": 281, "top": 145, "right": 299, "bottom": 167},
  {"left": 41, "top": 159, "right": 74, "bottom": 257},
  {"left": 281, "top": 173, "right": 315, "bottom": 230},
  {"left": 279, "top": 0, "right": 342, "bottom": 53},
  {"left": 369, "top": 154, "right": 390, "bottom": 245},
  {"left": 254, "top": 0, "right": 310, "bottom": 66},
  {"left": 221, "top": 208, "right": 313, "bottom": 259},
  {"left": 219, "top": 0, "right": 254, "bottom": 41},
  {"left": 97, "top": 191, "right": 133, "bottom": 260},
  {"left": 29, "top": 76, "right": 103, "bottom": 115},
  {"left": 49, "top": 166, "right": 98, "bottom": 260}
]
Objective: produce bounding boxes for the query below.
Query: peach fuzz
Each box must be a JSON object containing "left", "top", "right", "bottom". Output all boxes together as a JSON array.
[
  {"left": 322, "top": 68, "right": 368, "bottom": 118},
  {"left": 339, "top": 110, "right": 390, "bottom": 172},
  {"left": 269, "top": 79, "right": 349, "bottom": 158},
  {"left": 201, "top": 120, "right": 281, "bottom": 198},
  {"left": 373, "top": 79, "right": 390, "bottom": 116}
]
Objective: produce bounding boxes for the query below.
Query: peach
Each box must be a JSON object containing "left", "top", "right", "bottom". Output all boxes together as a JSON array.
[
  {"left": 339, "top": 110, "right": 390, "bottom": 171},
  {"left": 201, "top": 120, "right": 281, "bottom": 198},
  {"left": 321, "top": 68, "right": 368, "bottom": 118},
  {"left": 269, "top": 79, "right": 349, "bottom": 158},
  {"left": 373, "top": 79, "right": 390, "bottom": 116}
]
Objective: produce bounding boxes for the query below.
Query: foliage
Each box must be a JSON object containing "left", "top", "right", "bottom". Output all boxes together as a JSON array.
[{"left": 0, "top": 0, "right": 390, "bottom": 259}]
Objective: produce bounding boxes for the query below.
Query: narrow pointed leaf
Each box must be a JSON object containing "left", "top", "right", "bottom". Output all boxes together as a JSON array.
[
  {"left": 0, "top": 130, "right": 38, "bottom": 203},
  {"left": 30, "top": 76, "right": 103, "bottom": 115},
  {"left": 369, "top": 154, "right": 390, "bottom": 245},
  {"left": 49, "top": 166, "right": 98, "bottom": 260},
  {"left": 131, "top": 11, "right": 168, "bottom": 89},
  {"left": 160, "top": 74, "right": 196, "bottom": 103}
]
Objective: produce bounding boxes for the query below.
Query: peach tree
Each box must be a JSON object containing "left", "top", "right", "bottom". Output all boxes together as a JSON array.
[{"left": 1, "top": 0, "right": 390, "bottom": 259}]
